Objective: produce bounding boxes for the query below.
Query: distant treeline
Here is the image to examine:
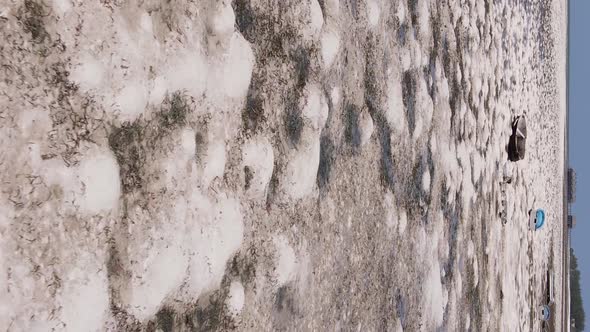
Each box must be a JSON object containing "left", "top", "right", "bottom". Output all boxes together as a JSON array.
[{"left": 571, "top": 248, "right": 585, "bottom": 330}]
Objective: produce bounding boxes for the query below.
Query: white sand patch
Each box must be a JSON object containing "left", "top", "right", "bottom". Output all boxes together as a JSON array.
[
  {"left": 139, "top": 12, "right": 153, "bottom": 34},
  {"left": 385, "top": 73, "right": 406, "bottom": 134},
  {"left": 18, "top": 109, "right": 51, "bottom": 139},
  {"left": 413, "top": 115, "right": 424, "bottom": 139},
  {"left": 422, "top": 256, "right": 445, "bottom": 328},
  {"left": 309, "top": 0, "right": 324, "bottom": 36},
  {"left": 331, "top": 86, "right": 341, "bottom": 109},
  {"left": 281, "top": 84, "right": 326, "bottom": 199},
  {"left": 414, "top": 78, "right": 434, "bottom": 138},
  {"left": 161, "top": 49, "right": 208, "bottom": 102},
  {"left": 160, "top": 154, "right": 181, "bottom": 185},
  {"left": 120, "top": 168, "right": 246, "bottom": 321},
  {"left": 52, "top": 0, "right": 72, "bottom": 15},
  {"left": 70, "top": 55, "right": 105, "bottom": 92},
  {"left": 185, "top": 194, "right": 243, "bottom": 298},
  {"left": 282, "top": 136, "right": 321, "bottom": 200},
  {"left": 59, "top": 267, "right": 109, "bottom": 332},
  {"left": 422, "top": 168, "right": 431, "bottom": 192},
  {"left": 400, "top": 45, "right": 412, "bottom": 71},
  {"left": 398, "top": 209, "right": 407, "bottom": 235},
  {"left": 455, "top": 265, "right": 463, "bottom": 296},
  {"left": 200, "top": 138, "right": 227, "bottom": 188},
  {"left": 429, "top": 135, "right": 438, "bottom": 155},
  {"left": 367, "top": 0, "right": 380, "bottom": 27},
  {"left": 226, "top": 281, "right": 245, "bottom": 317},
  {"left": 411, "top": 42, "right": 422, "bottom": 69},
  {"left": 26, "top": 143, "right": 43, "bottom": 172},
  {"left": 242, "top": 137, "right": 275, "bottom": 199},
  {"left": 294, "top": 245, "right": 311, "bottom": 292},
  {"left": 359, "top": 108, "right": 374, "bottom": 146},
  {"left": 470, "top": 152, "right": 485, "bottom": 184},
  {"left": 383, "top": 191, "right": 396, "bottom": 228},
  {"left": 207, "top": 33, "right": 255, "bottom": 100},
  {"left": 273, "top": 235, "right": 297, "bottom": 285},
  {"left": 116, "top": 82, "right": 148, "bottom": 123},
  {"left": 126, "top": 239, "right": 188, "bottom": 321},
  {"left": 1, "top": 259, "right": 56, "bottom": 331},
  {"left": 396, "top": 1, "right": 406, "bottom": 23},
  {"left": 321, "top": 29, "right": 340, "bottom": 68},
  {"left": 456, "top": 141, "right": 476, "bottom": 216},
  {"left": 149, "top": 76, "right": 168, "bottom": 106},
  {"left": 180, "top": 128, "right": 197, "bottom": 158},
  {"left": 207, "top": 1, "right": 235, "bottom": 37},
  {"left": 36, "top": 159, "right": 80, "bottom": 208},
  {"left": 414, "top": 226, "right": 427, "bottom": 262},
  {"left": 124, "top": 225, "right": 188, "bottom": 321},
  {"left": 77, "top": 149, "right": 121, "bottom": 215},
  {"left": 415, "top": 214, "right": 448, "bottom": 330},
  {"left": 467, "top": 240, "right": 475, "bottom": 259},
  {"left": 325, "top": 0, "right": 340, "bottom": 15},
  {"left": 301, "top": 84, "right": 329, "bottom": 131}
]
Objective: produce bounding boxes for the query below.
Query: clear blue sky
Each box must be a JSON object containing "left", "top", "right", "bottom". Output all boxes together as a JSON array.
[{"left": 570, "top": 0, "right": 589, "bottom": 328}]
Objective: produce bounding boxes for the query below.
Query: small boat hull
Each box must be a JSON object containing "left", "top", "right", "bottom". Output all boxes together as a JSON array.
[{"left": 529, "top": 209, "right": 546, "bottom": 231}]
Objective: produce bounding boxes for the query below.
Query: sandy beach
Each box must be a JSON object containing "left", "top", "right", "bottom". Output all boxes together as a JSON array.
[{"left": 0, "top": 0, "right": 568, "bottom": 330}]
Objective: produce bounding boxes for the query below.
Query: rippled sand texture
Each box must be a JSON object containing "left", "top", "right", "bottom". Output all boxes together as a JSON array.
[{"left": 0, "top": 0, "right": 567, "bottom": 331}]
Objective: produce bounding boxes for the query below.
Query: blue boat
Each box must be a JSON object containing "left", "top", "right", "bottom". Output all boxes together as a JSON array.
[
  {"left": 539, "top": 304, "right": 551, "bottom": 321},
  {"left": 529, "top": 209, "right": 546, "bottom": 231}
]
